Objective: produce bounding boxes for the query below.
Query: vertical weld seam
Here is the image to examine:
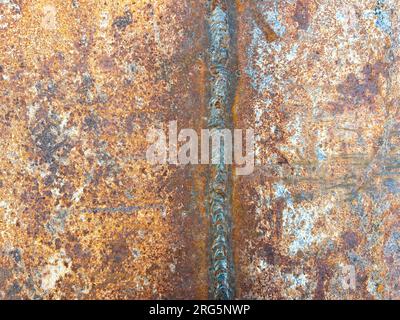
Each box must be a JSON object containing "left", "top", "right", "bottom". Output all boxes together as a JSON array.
[{"left": 206, "top": 0, "right": 236, "bottom": 300}]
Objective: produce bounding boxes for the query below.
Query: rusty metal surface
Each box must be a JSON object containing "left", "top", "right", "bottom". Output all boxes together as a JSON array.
[
  {"left": 0, "top": 0, "right": 399, "bottom": 300},
  {"left": 233, "top": 0, "right": 400, "bottom": 300}
]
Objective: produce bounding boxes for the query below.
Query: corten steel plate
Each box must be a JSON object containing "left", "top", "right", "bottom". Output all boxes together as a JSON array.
[{"left": 0, "top": 0, "right": 399, "bottom": 300}]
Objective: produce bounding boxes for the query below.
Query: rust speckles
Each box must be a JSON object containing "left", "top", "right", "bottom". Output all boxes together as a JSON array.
[
  {"left": 0, "top": 0, "right": 22, "bottom": 30},
  {"left": 99, "top": 55, "right": 115, "bottom": 72}
]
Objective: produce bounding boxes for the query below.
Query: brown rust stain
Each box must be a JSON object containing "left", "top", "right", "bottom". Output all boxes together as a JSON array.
[
  {"left": 293, "top": 0, "right": 310, "bottom": 30},
  {"left": 248, "top": 2, "right": 278, "bottom": 43}
]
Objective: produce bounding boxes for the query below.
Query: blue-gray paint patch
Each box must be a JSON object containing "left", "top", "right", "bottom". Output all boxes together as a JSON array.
[
  {"left": 258, "top": 0, "right": 286, "bottom": 37},
  {"left": 384, "top": 231, "right": 400, "bottom": 257},
  {"left": 383, "top": 178, "right": 400, "bottom": 194},
  {"left": 315, "top": 146, "right": 327, "bottom": 162},
  {"left": 374, "top": 0, "right": 392, "bottom": 35}
]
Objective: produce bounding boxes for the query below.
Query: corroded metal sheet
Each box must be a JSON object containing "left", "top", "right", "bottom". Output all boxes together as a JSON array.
[
  {"left": 0, "top": 0, "right": 209, "bottom": 299},
  {"left": 0, "top": 0, "right": 399, "bottom": 300},
  {"left": 233, "top": 0, "right": 400, "bottom": 300}
]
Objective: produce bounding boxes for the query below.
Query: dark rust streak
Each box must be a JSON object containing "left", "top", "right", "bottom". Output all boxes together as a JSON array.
[{"left": 249, "top": 3, "right": 278, "bottom": 42}]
